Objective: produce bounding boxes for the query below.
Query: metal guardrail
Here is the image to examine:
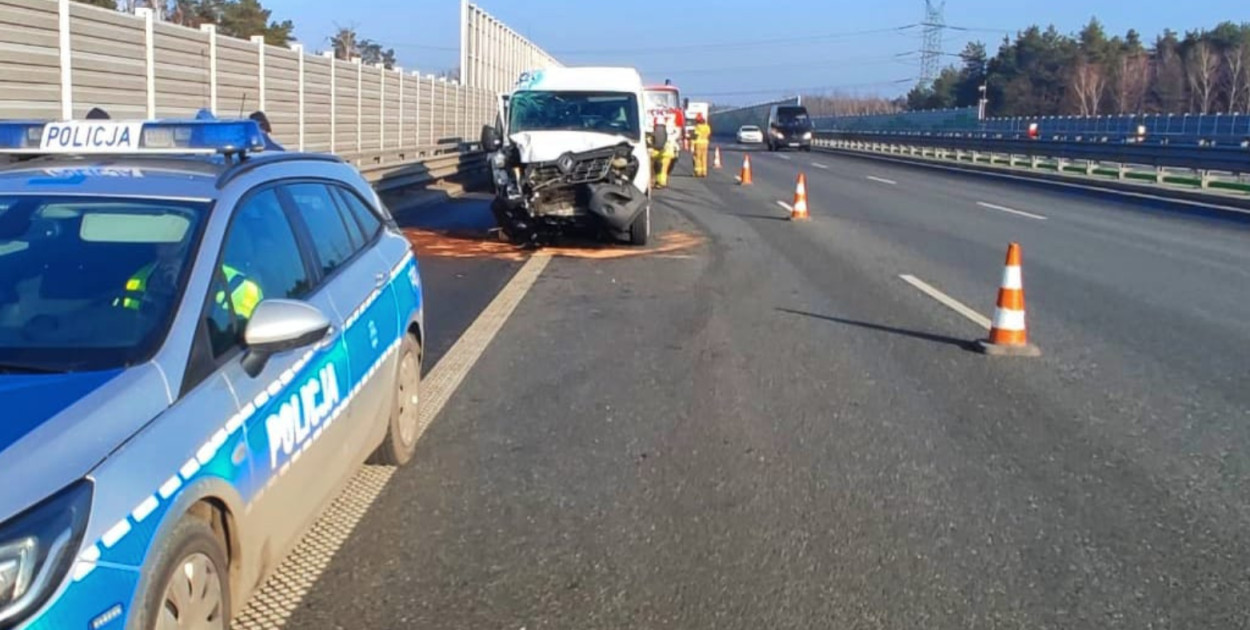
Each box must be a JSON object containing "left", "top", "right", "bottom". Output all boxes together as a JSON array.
[
  {"left": 815, "top": 130, "right": 1250, "bottom": 184},
  {"left": 362, "top": 147, "right": 487, "bottom": 193}
]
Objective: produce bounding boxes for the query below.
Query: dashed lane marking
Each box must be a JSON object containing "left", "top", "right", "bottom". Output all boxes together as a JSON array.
[
  {"left": 777, "top": 200, "right": 794, "bottom": 212},
  {"left": 899, "top": 274, "right": 992, "bottom": 330},
  {"left": 976, "top": 201, "right": 1048, "bottom": 220},
  {"left": 776, "top": 154, "right": 792, "bottom": 161},
  {"left": 232, "top": 253, "right": 552, "bottom": 630},
  {"left": 867, "top": 175, "right": 897, "bottom": 185},
  {"left": 812, "top": 162, "right": 829, "bottom": 169}
]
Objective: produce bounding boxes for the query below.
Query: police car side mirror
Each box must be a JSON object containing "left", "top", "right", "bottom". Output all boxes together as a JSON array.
[
  {"left": 241, "top": 299, "right": 332, "bottom": 377},
  {"left": 480, "top": 125, "right": 502, "bottom": 151}
]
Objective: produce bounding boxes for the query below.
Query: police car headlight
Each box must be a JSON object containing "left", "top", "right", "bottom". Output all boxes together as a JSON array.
[
  {"left": 0, "top": 481, "right": 92, "bottom": 626},
  {"left": 490, "top": 151, "right": 508, "bottom": 169},
  {"left": 802, "top": 131, "right": 813, "bottom": 140}
]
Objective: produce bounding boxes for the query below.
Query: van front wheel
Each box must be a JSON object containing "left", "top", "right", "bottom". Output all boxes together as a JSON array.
[{"left": 629, "top": 205, "right": 650, "bottom": 246}]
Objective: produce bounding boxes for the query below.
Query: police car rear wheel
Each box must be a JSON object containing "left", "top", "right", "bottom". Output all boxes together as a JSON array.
[
  {"left": 144, "top": 519, "right": 230, "bottom": 630},
  {"left": 369, "top": 335, "right": 422, "bottom": 466}
]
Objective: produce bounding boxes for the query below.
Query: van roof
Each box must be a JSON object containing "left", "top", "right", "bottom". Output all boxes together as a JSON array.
[{"left": 514, "top": 67, "right": 643, "bottom": 93}]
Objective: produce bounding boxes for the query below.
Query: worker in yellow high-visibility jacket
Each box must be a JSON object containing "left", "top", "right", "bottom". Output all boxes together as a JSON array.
[
  {"left": 652, "top": 129, "right": 679, "bottom": 189},
  {"left": 118, "top": 263, "right": 262, "bottom": 319},
  {"left": 692, "top": 114, "right": 712, "bottom": 177}
]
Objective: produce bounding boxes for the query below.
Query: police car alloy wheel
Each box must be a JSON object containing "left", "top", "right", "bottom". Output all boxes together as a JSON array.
[
  {"left": 142, "top": 518, "right": 230, "bottom": 630},
  {"left": 369, "top": 336, "right": 423, "bottom": 466}
]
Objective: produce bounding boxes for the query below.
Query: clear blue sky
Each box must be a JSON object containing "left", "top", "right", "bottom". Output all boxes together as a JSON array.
[{"left": 264, "top": 0, "right": 1247, "bottom": 104}]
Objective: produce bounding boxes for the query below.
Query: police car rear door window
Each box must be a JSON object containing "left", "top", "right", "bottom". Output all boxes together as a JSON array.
[
  {"left": 0, "top": 195, "right": 207, "bottom": 371},
  {"left": 283, "top": 183, "right": 359, "bottom": 276},
  {"left": 331, "top": 186, "right": 383, "bottom": 243}
]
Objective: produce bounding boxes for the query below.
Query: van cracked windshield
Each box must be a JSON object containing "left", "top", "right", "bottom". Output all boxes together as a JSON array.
[{"left": 0, "top": 1, "right": 1247, "bottom": 629}]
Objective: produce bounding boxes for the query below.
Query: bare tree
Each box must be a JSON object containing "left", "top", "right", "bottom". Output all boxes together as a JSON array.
[
  {"left": 1112, "top": 53, "right": 1150, "bottom": 114},
  {"left": 329, "top": 25, "right": 359, "bottom": 61},
  {"left": 1070, "top": 58, "right": 1105, "bottom": 115},
  {"left": 1225, "top": 44, "right": 1249, "bottom": 113},
  {"left": 1186, "top": 41, "right": 1219, "bottom": 113}
]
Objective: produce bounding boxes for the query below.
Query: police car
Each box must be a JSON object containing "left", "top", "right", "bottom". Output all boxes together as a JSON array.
[{"left": 0, "top": 116, "right": 424, "bottom": 629}]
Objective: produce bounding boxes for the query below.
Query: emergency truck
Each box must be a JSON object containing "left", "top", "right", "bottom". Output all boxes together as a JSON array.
[{"left": 644, "top": 83, "right": 684, "bottom": 174}]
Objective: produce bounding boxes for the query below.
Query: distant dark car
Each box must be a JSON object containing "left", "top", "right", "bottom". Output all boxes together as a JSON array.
[{"left": 767, "top": 105, "right": 813, "bottom": 151}]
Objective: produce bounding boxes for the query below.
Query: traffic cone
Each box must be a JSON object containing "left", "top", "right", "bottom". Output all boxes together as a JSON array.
[
  {"left": 713, "top": 146, "right": 722, "bottom": 169},
  {"left": 977, "top": 242, "right": 1041, "bottom": 356},
  {"left": 739, "top": 154, "right": 753, "bottom": 185},
  {"left": 789, "top": 173, "right": 810, "bottom": 221}
]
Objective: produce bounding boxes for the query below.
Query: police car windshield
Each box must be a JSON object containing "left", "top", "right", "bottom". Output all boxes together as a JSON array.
[
  {"left": 0, "top": 195, "right": 207, "bottom": 372},
  {"left": 509, "top": 91, "right": 641, "bottom": 139}
]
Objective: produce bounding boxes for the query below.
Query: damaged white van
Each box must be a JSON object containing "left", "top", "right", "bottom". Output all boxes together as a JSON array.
[{"left": 480, "top": 67, "right": 663, "bottom": 247}]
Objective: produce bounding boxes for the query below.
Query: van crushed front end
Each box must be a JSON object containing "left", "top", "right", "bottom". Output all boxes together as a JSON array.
[{"left": 489, "top": 135, "right": 648, "bottom": 245}]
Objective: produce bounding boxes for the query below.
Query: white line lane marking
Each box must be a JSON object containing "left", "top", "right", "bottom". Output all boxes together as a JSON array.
[
  {"left": 776, "top": 154, "right": 791, "bottom": 160},
  {"left": 976, "top": 201, "right": 1047, "bottom": 221},
  {"left": 812, "top": 162, "right": 829, "bottom": 169},
  {"left": 777, "top": 200, "right": 794, "bottom": 212},
  {"left": 233, "top": 253, "right": 552, "bottom": 630},
  {"left": 867, "top": 175, "right": 897, "bottom": 185},
  {"left": 899, "top": 274, "right": 992, "bottom": 330}
]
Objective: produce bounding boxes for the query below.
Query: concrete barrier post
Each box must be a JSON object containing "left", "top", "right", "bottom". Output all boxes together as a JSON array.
[
  {"left": 292, "top": 44, "right": 305, "bottom": 151},
  {"left": 322, "top": 52, "right": 335, "bottom": 154},
  {"left": 353, "top": 57, "right": 362, "bottom": 155},
  {"left": 201, "top": 25, "right": 218, "bottom": 115},
  {"left": 251, "top": 35, "right": 266, "bottom": 113},
  {"left": 377, "top": 63, "right": 386, "bottom": 152},
  {"left": 139, "top": 8, "right": 156, "bottom": 118},
  {"left": 396, "top": 68, "right": 404, "bottom": 152},
  {"left": 57, "top": 0, "right": 72, "bottom": 119}
]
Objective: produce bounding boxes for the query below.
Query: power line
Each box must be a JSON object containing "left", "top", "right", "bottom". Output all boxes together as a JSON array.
[
  {"left": 551, "top": 25, "right": 919, "bottom": 56},
  {"left": 689, "top": 78, "right": 915, "bottom": 98},
  {"left": 645, "top": 54, "right": 917, "bottom": 76}
]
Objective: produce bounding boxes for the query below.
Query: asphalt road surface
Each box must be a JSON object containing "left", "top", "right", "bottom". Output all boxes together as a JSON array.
[{"left": 242, "top": 148, "right": 1250, "bottom": 629}]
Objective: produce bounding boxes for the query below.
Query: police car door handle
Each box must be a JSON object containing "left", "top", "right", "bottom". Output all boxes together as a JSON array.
[{"left": 375, "top": 272, "right": 387, "bottom": 287}]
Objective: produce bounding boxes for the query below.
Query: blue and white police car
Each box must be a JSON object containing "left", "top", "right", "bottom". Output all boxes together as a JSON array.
[{"left": 0, "top": 116, "right": 424, "bottom": 629}]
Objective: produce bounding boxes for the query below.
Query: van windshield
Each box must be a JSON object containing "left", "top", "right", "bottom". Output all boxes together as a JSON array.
[
  {"left": 509, "top": 91, "right": 641, "bottom": 139},
  {"left": 776, "top": 107, "right": 811, "bottom": 126}
]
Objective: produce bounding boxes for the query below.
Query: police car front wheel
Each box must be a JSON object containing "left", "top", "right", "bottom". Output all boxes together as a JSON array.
[
  {"left": 140, "top": 517, "right": 231, "bottom": 630},
  {"left": 369, "top": 335, "right": 422, "bottom": 466}
]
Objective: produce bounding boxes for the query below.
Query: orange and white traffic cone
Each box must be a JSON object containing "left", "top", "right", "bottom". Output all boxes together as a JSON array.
[
  {"left": 789, "top": 173, "right": 810, "bottom": 221},
  {"left": 713, "top": 146, "right": 722, "bottom": 169},
  {"left": 739, "top": 154, "right": 753, "bottom": 185},
  {"left": 977, "top": 242, "right": 1041, "bottom": 356}
]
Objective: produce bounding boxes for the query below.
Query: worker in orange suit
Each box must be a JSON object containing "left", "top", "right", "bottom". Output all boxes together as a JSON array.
[{"left": 692, "top": 114, "right": 712, "bottom": 177}]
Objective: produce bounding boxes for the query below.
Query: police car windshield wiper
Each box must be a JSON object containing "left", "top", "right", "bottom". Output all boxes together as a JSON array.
[{"left": 0, "top": 361, "right": 66, "bottom": 374}]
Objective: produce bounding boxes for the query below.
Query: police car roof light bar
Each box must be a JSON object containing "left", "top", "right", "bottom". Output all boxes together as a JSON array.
[{"left": 0, "top": 119, "right": 269, "bottom": 157}]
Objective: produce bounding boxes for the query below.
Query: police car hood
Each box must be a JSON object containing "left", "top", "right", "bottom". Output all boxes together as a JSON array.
[
  {"left": 508, "top": 130, "right": 637, "bottom": 163},
  {"left": 0, "top": 364, "right": 170, "bottom": 518}
]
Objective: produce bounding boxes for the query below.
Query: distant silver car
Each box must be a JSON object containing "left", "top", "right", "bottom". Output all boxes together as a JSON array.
[
  {"left": 736, "top": 125, "right": 764, "bottom": 144},
  {"left": 0, "top": 118, "right": 424, "bottom": 628}
]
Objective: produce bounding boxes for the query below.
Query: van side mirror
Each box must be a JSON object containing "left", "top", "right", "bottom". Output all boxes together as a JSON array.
[{"left": 480, "top": 125, "right": 502, "bottom": 151}]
